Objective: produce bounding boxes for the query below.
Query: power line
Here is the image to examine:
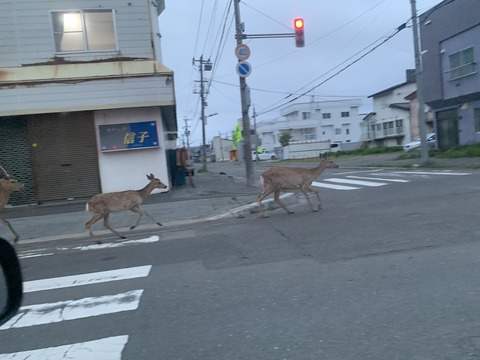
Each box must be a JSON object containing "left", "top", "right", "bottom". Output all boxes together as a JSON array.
[{"left": 256, "top": 22, "right": 408, "bottom": 116}]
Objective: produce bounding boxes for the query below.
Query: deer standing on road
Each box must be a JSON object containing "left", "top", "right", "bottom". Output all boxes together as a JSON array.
[
  {"left": 0, "top": 165, "right": 25, "bottom": 244},
  {"left": 257, "top": 153, "right": 339, "bottom": 218},
  {"left": 85, "top": 173, "right": 167, "bottom": 241}
]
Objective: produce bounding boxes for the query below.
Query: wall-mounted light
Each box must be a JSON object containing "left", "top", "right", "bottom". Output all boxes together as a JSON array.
[{"left": 165, "top": 76, "right": 172, "bottom": 85}]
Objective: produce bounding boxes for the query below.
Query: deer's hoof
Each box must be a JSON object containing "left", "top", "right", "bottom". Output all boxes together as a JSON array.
[
  {"left": 95, "top": 240, "right": 103, "bottom": 245},
  {"left": 288, "top": 211, "right": 295, "bottom": 215},
  {"left": 157, "top": 222, "right": 163, "bottom": 227},
  {"left": 259, "top": 214, "right": 269, "bottom": 218}
]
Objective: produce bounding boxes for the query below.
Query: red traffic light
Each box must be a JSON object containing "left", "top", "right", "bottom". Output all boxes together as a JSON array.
[
  {"left": 294, "top": 18, "right": 304, "bottom": 30},
  {"left": 294, "top": 18, "right": 304, "bottom": 47}
]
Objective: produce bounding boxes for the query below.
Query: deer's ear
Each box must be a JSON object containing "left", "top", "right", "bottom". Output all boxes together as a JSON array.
[{"left": 147, "top": 174, "right": 154, "bottom": 180}]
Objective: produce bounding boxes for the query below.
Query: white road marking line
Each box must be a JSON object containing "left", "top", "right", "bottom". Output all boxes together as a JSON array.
[
  {"left": 0, "top": 290, "right": 143, "bottom": 330},
  {"left": 24, "top": 265, "right": 152, "bottom": 293},
  {"left": 347, "top": 175, "right": 410, "bottom": 183},
  {"left": 395, "top": 171, "right": 471, "bottom": 176},
  {"left": 0, "top": 335, "right": 128, "bottom": 360},
  {"left": 312, "top": 181, "right": 359, "bottom": 190},
  {"left": 72, "top": 235, "right": 160, "bottom": 251},
  {"left": 323, "top": 178, "right": 387, "bottom": 187},
  {"left": 18, "top": 235, "right": 161, "bottom": 259}
]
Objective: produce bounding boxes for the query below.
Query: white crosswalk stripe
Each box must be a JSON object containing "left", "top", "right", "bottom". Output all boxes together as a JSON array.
[
  {"left": 311, "top": 181, "right": 359, "bottom": 190},
  {"left": 346, "top": 175, "right": 410, "bottom": 183},
  {"left": 324, "top": 177, "right": 387, "bottom": 187},
  {"left": 312, "top": 170, "right": 471, "bottom": 191},
  {"left": 0, "top": 265, "right": 152, "bottom": 359},
  {"left": 2, "top": 336, "right": 128, "bottom": 360},
  {"left": 1, "top": 290, "right": 143, "bottom": 330}
]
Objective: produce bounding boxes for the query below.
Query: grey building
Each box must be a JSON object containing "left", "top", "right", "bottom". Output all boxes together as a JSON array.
[{"left": 420, "top": 0, "right": 480, "bottom": 150}]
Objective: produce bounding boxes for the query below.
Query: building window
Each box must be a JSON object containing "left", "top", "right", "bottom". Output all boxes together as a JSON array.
[
  {"left": 302, "top": 112, "right": 311, "bottom": 120},
  {"left": 449, "top": 47, "right": 475, "bottom": 80},
  {"left": 322, "top": 113, "right": 331, "bottom": 119},
  {"left": 51, "top": 9, "right": 117, "bottom": 53},
  {"left": 475, "top": 108, "right": 480, "bottom": 133},
  {"left": 302, "top": 128, "right": 316, "bottom": 140},
  {"left": 341, "top": 111, "right": 350, "bottom": 118},
  {"left": 335, "top": 128, "right": 341, "bottom": 135},
  {"left": 346, "top": 128, "right": 350, "bottom": 135}
]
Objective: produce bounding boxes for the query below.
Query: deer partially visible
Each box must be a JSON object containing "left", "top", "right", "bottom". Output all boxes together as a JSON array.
[
  {"left": 257, "top": 153, "right": 339, "bottom": 218},
  {"left": 0, "top": 165, "right": 25, "bottom": 244},
  {"left": 85, "top": 173, "right": 168, "bottom": 241}
]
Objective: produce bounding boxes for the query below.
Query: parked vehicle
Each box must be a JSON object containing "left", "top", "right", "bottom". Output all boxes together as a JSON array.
[
  {"left": 252, "top": 150, "right": 277, "bottom": 161},
  {"left": 403, "top": 133, "right": 436, "bottom": 151},
  {"left": 329, "top": 143, "right": 341, "bottom": 153}
]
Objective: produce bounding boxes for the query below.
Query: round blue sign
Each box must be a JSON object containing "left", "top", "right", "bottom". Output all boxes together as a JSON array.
[{"left": 236, "top": 61, "right": 252, "bottom": 78}]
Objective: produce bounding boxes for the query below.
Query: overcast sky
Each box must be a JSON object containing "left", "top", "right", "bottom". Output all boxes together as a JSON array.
[{"left": 159, "top": 0, "right": 441, "bottom": 148}]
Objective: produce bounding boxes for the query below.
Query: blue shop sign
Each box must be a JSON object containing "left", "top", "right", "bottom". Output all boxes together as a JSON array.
[{"left": 99, "top": 121, "right": 159, "bottom": 152}]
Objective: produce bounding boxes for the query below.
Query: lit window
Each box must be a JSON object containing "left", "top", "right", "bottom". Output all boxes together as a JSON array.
[
  {"left": 51, "top": 9, "right": 117, "bottom": 53},
  {"left": 449, "top": 47, "right": 475, "bottom": 80}
]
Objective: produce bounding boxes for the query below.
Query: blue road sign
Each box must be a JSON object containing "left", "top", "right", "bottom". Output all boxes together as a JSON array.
[{"left": 236, "top": 61, "right": 252, "bottom": 78}]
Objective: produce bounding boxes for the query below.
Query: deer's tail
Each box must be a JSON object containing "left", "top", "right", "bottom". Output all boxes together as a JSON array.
[
  {"left": 259, "top": 175, "right": 264, "bottom": 188},
  {"left": 85, "top": 203, "right": 90, "bottom": 212}
]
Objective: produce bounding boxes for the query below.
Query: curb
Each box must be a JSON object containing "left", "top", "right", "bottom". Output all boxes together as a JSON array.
[{"left": 16, "top": 193, "right": 298, "bottom": 246}]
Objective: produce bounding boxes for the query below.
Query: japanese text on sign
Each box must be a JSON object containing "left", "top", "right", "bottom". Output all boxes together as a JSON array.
[{"left": 99, "top": 121, "right": 159, "bottom": 152}]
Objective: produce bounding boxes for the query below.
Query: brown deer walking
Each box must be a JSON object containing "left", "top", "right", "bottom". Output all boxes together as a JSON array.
[
  {"left": 257, "top": 153, "right": 339, "bottom": 218},
  {"left": 0, "top": 165, "right": 25, "bottom": 244},
  {"left": 85, "top": 173, "right": 168, "bottom": 240}
]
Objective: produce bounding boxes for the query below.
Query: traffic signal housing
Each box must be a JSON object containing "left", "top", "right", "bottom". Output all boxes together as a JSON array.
[{"left": 294, "top": 18, "right": 304, "bottom": 47}]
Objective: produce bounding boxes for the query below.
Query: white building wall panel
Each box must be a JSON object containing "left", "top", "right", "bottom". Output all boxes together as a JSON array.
[
  {"left": 94, "top": 107, "right": 170, "bottom": 193},
  {"left": 0, "top": 76, "right": 175, "bottom": 116}
]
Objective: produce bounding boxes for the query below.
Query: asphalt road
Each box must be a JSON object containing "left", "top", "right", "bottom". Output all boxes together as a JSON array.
[{"left": 1, "top": 165, "right": 480, "bottom": 359}]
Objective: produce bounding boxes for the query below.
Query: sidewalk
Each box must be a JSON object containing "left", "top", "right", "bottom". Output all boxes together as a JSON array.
[
  {"left": 2, "top": 153, "right": 478, "bottom": 245},
  {"left": 2, "top": 169, "right": 265, "bottom": 245}
]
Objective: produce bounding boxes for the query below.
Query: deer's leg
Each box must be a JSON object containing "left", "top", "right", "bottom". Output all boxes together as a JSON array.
[
  {"left": 103, "top": 213, "right": 126, "bottom": 239},
  {"left": 85, "top": 214, "right": 103, "bottom": 238},
  {"left": 300, "top": 186, "right": 318, "bottom": 212},
  {"left": 129, "top": 206, "right": 162, "bottom": 229},
  {"left": 257, "top": 187, "right": 275, "bottom": 218},
  {"left": 305, "top": 185, "right": 322, "bottom": 210},
  {"left": 1, "top": 218, "right": 19, "bottom": 244},
  {"left": 274, "top": 190, "right": 294, "bottom": 214}
]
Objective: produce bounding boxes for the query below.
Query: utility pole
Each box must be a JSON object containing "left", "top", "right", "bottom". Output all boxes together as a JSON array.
[
  {"left": 410, "top": 0, "right": 429, "bottom": 162},
  {"left": 233, "top": 0, "right": 255, "bottom": 186},
  {"left": 183, "top": 117, "right": 191, "bottom": 149},
  {"left": 253, "top": 105, "right": 259, "bottom": 161},
  {"left": 193, "top": 56, "right": 212, "bottom": 172}
]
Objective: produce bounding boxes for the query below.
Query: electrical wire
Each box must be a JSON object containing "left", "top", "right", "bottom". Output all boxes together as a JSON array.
[{"left": 256, "top": 22, "right": 408, "bottom": 116}]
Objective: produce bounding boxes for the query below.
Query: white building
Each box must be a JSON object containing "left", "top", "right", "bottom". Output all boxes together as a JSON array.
[
  {"left": 362, "top": 70, "right": 417, "bottom": 147},
  {"left": 256, "top": 99, "right": 364, "bottom": 154}
]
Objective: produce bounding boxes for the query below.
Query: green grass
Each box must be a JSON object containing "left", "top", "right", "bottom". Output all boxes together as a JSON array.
[
  {"left": 437, "top": 143, "right": 480, "bottom": 158},
  {"left": 277, "top": 143, "right": 480, "bottom": 167}
]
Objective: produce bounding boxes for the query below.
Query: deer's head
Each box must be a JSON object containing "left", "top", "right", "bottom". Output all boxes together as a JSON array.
[
  {"left": 0, "top": 166, "right": 24, "bottom": 209},
  {"left": 146, "top": 174, "right": 168, "bottom": 190},
  {"left": 319, "top": 153, "right": 339, "bottom": 169}
]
